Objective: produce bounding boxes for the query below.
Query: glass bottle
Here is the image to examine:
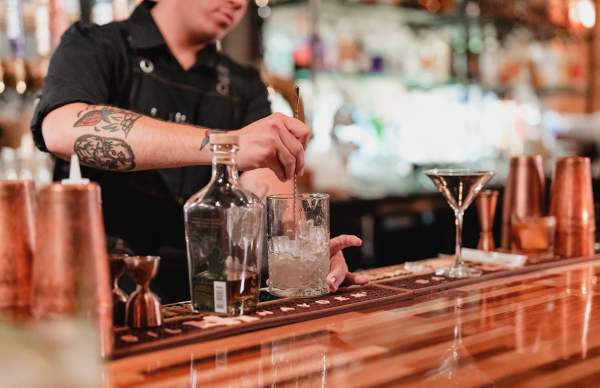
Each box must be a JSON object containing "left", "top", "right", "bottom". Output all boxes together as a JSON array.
[{"left": 184, "top": 134, "right": 264, "bottom": 315}]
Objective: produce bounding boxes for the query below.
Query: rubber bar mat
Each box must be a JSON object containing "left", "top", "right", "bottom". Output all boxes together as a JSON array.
[
  {"left": 111, "top": 284, "right": 412, "bottom": 359},
  {"left": 378, "top": 255, "right": 600, "bottom": 296},
  {"left": 110, "top": 255, "right": 600, "bottom": 360}
]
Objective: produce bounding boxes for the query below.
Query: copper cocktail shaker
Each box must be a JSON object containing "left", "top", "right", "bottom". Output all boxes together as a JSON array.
[
  {"left": 501, "top": 155, "right": 545, "bottom": 250},
  {"left": 476, "top": 190, "right": 498, "bottom": 252},
  {"left": 31, "top": 183, "right": 113, "bottom": 356},
  {"left": 549, "top": 156, "right": 595, "bottom": 258},
  {"left": 0, "top": 180, "right": 36, "bottom": 319}
]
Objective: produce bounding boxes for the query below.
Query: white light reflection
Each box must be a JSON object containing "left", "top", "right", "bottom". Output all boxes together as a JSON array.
[
  {"left": 570, "top": 0, "right": 596, "bottom": 29},
  {"left": 258, "top": 6, "right": 272, "bottom": 19},
  {"left": 582, "top": 291, "right": 592, "bottom": 358},
  {"left": 16, "top": 80, "right": 26, "bottom": 94},
  {"left": 189, "top": 353, "right": 198, "bottom": 387},
  {"left": 581, "top": 209, "right": 590, "bottom": 225},
  {"left": 521, "top": 103, "right": 542, "bottom": 127},
  {"left": 515, "top": 303, "right": 524, "bottom": 353},
  {"left": 580, "top": 1, "right": 596, "bottom": 28}
]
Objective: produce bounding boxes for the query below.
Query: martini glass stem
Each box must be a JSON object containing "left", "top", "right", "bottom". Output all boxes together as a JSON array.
[{"left": 454, "top": 209, "right": 464, "bottom": 268}]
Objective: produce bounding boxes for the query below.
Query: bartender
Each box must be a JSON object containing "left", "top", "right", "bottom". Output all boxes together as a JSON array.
[{"left": 31, "top": 0, "right": 368, "bottom": 302}]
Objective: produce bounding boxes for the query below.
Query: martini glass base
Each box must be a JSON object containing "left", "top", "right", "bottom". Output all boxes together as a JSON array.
[{"left": 435, "top": 264, "right": 482, "bottom": 279}]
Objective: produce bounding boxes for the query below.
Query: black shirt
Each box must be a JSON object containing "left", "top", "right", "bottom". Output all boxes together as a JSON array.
[{"left": 31, "top": 1, "right": 271, "bottom": 256}]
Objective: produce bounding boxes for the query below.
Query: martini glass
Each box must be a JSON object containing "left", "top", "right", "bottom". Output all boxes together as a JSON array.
[{"left": 425, "top": 169, "right": 494, "bottom": 278}]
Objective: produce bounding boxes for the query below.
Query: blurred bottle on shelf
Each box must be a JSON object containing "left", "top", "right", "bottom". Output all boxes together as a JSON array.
[
  {"left": 85, "top": 0, "right": 134, "bottom": 25},
  {"left": 1, "top": 148, "right": 19, "bottom": 180},
  {"left": 5, "top": 0, "right": 27, "bottom": 95},
  {"left": 90, "top": 0, "right": 113, "bottom": 25},
  {"left": 0, "top": 135, "right": 53, "bottom": 185},
  {"left": 49, "top": 0, "right": 72, "bottom": 50}
]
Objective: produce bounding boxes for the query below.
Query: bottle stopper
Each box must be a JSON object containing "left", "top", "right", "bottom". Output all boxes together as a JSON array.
[{"left": 209, "top": 133, "right": 239, "bottom": 145}]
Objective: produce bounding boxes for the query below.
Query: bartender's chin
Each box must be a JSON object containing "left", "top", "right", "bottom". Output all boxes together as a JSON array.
[
  {"left": 194, "top": 31, "right": 223, "bottom": 44},
  {"left": 201, "top": 25, "right": 229, "bottom": 42},
  {"left": 190, "top": 22, "right": 230, "bottom": 44},
  {"left": 214, "top": 24, "right": 232, "bottom": 39}
]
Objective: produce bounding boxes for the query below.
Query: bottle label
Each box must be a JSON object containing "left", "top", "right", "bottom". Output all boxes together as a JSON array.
[{"left": 213, "top": 281, "right": 227, "bottom": 314}]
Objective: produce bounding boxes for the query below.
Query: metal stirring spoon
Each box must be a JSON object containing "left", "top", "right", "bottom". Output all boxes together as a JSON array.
[{"left": 293, "top": 85, "right": 301, "bottom": 239}]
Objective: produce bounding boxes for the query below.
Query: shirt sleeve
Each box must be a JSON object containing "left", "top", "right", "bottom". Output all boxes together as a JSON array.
[
  {"left": 31, "top": 22, "right": 119, "bottom": 152},
  {"left": 241, "top": 67, "right": 271, "bottom": 126}
]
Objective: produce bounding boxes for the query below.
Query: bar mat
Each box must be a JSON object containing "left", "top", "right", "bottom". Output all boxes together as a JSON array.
[
  {"left": 379, "top": 255, "right": 600, "bottom": 296},
  {"left": 360, "top": 257, "right": 455, "bottom": 282},
  {"left": 378, "top": 267, "right": 503, "bottom": 295},
  {"left": 111, "top": 284, "right": 412, "bottom": 359},
  {"left": 111, "top": 255, "right": 600, "bottom": 359}
]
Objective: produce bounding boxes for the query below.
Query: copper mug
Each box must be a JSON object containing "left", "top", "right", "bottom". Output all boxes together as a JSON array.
[
  {"left": 549, "top": 156, "right": 595, "bottom": 258},
  {"left": 501, "top": 155, "right": 545, "bottom": 250},
  {"left": 31, "top": 183, "right": 113, "bottom": 356},
  {"left": 0, "top": 180, "right": 36, "bottom": 319}
]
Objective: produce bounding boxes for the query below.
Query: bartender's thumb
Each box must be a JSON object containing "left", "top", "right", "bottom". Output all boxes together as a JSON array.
[{"left": 327, "top": 252, "right": 346, "bottom": 292}]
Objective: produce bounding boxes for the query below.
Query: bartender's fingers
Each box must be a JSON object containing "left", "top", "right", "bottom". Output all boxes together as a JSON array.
[
  {"left": 330, "top": 235, "right": 362, "bottom": 257},
  {"left": 267, "top": 146, "right": 286, "bottom": 182},
  {"left": 327, "top": 251, "right": 348, "bottom": 292},
  {"left": 278, "top": 128, "right": 305, "bottom": 176},
  {"left": 342, "top": 272, "right": 370, "bottom": 286},
  {"left": 281, "top": 114, "right": 310, "bottom": 146},
  {"left": 274, "top": 135, "right": 296, "bottom": 181}
]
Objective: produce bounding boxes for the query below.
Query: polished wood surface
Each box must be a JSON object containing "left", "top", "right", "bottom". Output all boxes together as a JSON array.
[{"left": 107, "top": 259, "right": 600, "bottom": 387}]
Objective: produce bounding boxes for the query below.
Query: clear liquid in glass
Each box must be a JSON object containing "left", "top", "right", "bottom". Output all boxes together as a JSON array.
[
  {"left": 268, "top": 237, "right": 329, "bottom": 296},
  {"left": 267, "top": 194, "right": 330, "bottom": 297}
]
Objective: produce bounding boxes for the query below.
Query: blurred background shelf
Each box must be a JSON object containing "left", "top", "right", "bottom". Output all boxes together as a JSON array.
[{"left": 254, "top": 0, "right": 600, "bottom": 266}]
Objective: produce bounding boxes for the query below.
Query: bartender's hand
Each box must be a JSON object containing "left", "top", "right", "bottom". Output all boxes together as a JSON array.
[
  {"left": 235, "top": 113, "right": 310, "bottom": 182},
  {"left": 327, "top": 235, "right": 370, "bottom": 292}
]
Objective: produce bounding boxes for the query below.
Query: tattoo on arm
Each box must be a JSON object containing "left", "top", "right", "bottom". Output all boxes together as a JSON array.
[
  {"left": 74, "top": 106, "right": 141, "bottom": 137},
  {"left": 74, "top": 134, "right": 136, "bottom": 171}
]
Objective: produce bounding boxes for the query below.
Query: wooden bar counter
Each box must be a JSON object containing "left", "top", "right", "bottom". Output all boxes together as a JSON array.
[{"left": 106, "top": 258, "right": 600, "bottom": 387}]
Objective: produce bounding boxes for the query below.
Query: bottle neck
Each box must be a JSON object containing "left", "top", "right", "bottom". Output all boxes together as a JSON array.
[{"left": 211, "top": 144, "right": 239, "bottom": 184}]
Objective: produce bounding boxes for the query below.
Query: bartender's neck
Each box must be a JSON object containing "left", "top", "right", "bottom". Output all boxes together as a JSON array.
[{"left": 151, "top": 2, "right": 210, "bottom": 71}]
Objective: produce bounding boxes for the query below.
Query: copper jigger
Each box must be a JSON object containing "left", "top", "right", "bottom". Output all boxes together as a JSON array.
[
  {"left": 0, "top": 180, "right": 36, "bottom": 319},
  {"left": 125, "top": 256, "right": 162, "bottom": 328},
  {"left": 32, "top": 183, "right": 113, "bottom": 356},
  {"left": 501, "top": 155, "right": 545, "bottom": 250},
  {"left": 549, "top": 156, "right": 595, "bottom": 258},
  {"left": 109, "top": 254, "right": 129, "bottom": 326},
  {"left": 476, "top": 190, "right": 498, "bottom": 252}
]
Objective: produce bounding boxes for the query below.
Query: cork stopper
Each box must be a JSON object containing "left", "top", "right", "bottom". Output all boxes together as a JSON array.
[{"left": 209, "top": 133, "right": 239, "bottom": 145}]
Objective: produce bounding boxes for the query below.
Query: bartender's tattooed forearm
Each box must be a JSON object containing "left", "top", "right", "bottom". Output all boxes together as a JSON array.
[
  {"left": 74, "top": 106, "right": 141, "bottom": 137},
  {"left": 74, "top": 134, "right": 136, "bottom": 171}
]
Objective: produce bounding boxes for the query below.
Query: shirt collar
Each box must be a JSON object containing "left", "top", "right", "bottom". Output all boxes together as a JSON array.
[
  {"left": 128, "top": 1, "right": 220, "bottom": 69},
  {"left": 129, "top": 1, "right": 166, "bottom": 49}
]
